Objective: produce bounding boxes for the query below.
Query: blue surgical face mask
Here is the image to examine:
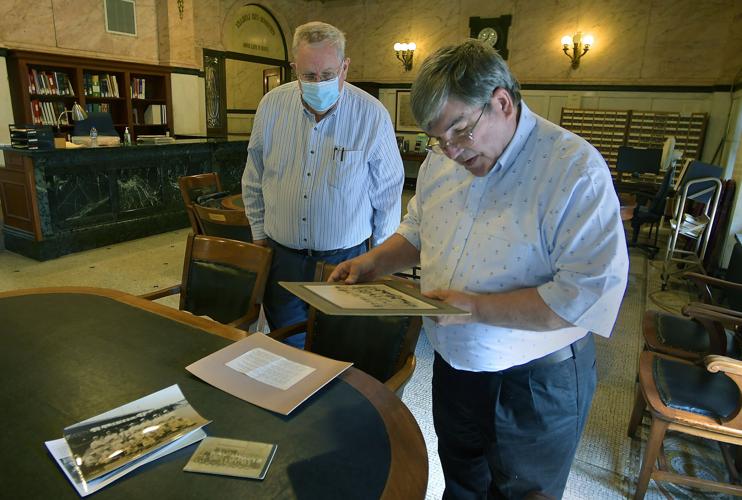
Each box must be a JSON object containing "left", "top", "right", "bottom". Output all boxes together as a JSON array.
[{"left": 300, "top": 77, "right": 340, "bottom": 113}]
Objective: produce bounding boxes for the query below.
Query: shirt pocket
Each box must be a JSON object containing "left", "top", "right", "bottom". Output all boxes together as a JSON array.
[{"left": 329, "top": 150, "right": 366, "bottom": 189}]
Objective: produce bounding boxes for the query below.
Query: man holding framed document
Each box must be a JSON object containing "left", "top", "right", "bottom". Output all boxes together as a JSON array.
[{"left": 330, "top": 40, "right": 628, "bottom": 499}]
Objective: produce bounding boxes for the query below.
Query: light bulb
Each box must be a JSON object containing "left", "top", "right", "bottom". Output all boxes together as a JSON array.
[
  {"left": 408, "top": 42, "right": 416, "bottom": 51},
  {"left": 583, "top": 35, "right": 594, "bottom": 46},
  {"left": 394, "top": 42, "right": 402, "bottom": 51},
  {"left": 561, "top": 35, "right": 573, "bottom": 46}
]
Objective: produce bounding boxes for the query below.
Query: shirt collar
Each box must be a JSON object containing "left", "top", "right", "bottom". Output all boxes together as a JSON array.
[{"left": 488, "top": 100, "right": 536, "bottom": 176}]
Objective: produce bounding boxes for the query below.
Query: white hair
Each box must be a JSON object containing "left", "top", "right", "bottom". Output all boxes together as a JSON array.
[{"left": 292, "top": 21, "right": 346, "bottom": 61}]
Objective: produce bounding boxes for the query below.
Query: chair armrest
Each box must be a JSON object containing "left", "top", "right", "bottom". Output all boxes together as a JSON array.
[
  {"left": 384, "top": 354, "right": 415, "bottom": 395},
  {"left": 267, "top": 321, "right": 308, "bottom": 341},
  {"left": 705, "top": 355, "right": 742, "bottom": 428},
  {"left": 139, "top": 284, "right": 181, "bottom": 301},
  {"left": 227, "top": 304, "right": 261, "bottom": 333},
  {"left": 685, "top": 272, "right": 742, "bottom": 296},
  {"left": 683, "top": 302, "right": 742, "bottom": 322},
  {"left": 706, "top": 355, "right": 742, "bottom": 377}
]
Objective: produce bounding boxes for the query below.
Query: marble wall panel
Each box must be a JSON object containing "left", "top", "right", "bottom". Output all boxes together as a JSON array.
[
  {"left": 0, "top": 0, "right": 56, "bottom": 48},
  {"left": 157, "top": 0, "right": 198, "bottom": 68},
  {"left": 195, "top": 0, "right": 224, "bottom": 51},
  {"left": 226, "top": 60, "right": 274, "bottom": 109},
  {"left": 52, "top": 0, "right": 160, "bottom": 63},
  {"left": 641, "top": 0, "right": 737, "bottom": 84}
]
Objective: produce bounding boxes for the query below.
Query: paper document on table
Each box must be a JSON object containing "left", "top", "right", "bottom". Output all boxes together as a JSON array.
[
  {"left": 186, "top": 333, "right": 352, "bottom": 415},
  {"left": 226, "top": 348, "right": 315, "bottom": 390}
]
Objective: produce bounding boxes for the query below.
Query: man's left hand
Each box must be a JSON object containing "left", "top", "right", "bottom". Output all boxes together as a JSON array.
[{"left": 423, "top": 288, "right": 479, "bottom": 325}]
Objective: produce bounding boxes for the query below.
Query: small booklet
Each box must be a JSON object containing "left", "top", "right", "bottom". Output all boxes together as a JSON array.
[
  {"left": 183, "top": 437, "right": 277, "bottom": 480},
  {"left": 57, "top": 385, "right": 210, "bottom": 487}
]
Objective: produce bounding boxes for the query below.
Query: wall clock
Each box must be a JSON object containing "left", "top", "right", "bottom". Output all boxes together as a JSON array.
[{"left": 469, "top": 15, "right": 512, "bottom": 59}]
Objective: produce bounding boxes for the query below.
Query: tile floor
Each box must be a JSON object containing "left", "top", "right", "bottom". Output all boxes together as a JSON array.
[{"left": 0, "top": 228, "right": 735, "bottom": 499}]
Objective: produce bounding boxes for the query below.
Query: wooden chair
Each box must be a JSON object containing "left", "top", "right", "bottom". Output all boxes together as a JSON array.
[
  {"left": 643, "top": 272, "right": 742, "bottom": 360},
  {"left": 268, "top": 261, "right": 422, "bottom": 395},
  {"left": 178, "top": 173, "right": 225, "bottom": 234},
  {"left": 629, "top": 304, "right": 742, "bottom": 498},
  {"left": 140, "top": 233, "right": 272, "bottom": 332},
  {"left": 193, "top": 203, "right": 252, "bottom": 243}
]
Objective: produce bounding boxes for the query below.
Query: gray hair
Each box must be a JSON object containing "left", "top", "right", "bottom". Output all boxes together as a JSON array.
[
  {"left": 410, "top": 39, "right": 521, "bottom": 131},
  {"left": 292, "top": 22, "right": 346, "bottom": 61}
]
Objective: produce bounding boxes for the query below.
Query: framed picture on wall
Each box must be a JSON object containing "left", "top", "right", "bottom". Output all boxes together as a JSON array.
[
  {"left": 263, "top": 67, "right": 281, "bottom": 95},
  {"left": 395, "top": 90, "right": 422, "bottom": 132}
]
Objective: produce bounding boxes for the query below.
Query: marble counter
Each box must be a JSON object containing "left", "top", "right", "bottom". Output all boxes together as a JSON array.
[{"left": 0, "top": 140, "right": 247, "bottom": 260}]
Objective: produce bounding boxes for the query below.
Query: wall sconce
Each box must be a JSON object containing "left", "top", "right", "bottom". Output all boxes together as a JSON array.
[
  {"left": 393, "top": 42, "right": 416, "bottom": 71},
  {"left": 561, "top": 32, "right": 594, "bottom": 69}
]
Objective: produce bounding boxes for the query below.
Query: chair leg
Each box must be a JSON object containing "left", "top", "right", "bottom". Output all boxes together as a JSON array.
[
  {"left": 627, "top": 384, "right": 646, "bottom": 438},
  {"left": 634, "top": 418, "right": 669, "bottom": 500}
]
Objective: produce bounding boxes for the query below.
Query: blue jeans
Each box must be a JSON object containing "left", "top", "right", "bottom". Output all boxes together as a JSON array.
[
  {"left": 263, "top": 239, "right": 367, "bottom": 348},
  {"left": 432, "top": 335, "right": 597, "bottom": 499}
]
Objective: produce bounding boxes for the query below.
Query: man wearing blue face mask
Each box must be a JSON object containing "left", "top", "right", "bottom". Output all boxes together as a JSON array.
[{"left": 242, "top": 21, "right": 404, "bottom": 347}]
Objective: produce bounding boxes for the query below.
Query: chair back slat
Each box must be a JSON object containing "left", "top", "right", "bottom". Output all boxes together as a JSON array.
[
  {"left": 178, "top": 173, "right": 223, "bottom": 234},
  {"left": 193, "top": 204, "right": 252, "bottom": 243}
]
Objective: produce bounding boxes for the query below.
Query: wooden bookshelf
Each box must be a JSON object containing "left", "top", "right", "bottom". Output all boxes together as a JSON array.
[{"left": 6, "top": 50, "right": 173, "bottom": 141}]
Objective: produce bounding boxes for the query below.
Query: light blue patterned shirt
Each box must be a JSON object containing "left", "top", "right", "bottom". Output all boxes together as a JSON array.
[
  {"left": 397, "top": 102, "right": 629, "bottom": 372},
  {"left": 242, "top": 81, "right": 404, "bottom": 251}
]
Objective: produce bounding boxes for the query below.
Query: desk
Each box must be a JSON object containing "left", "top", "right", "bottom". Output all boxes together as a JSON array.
[
  {"left": 0, "top": 288, "right": 427, "bottom": 499},
  {"left": 0, "top": 140, "right": 248, "bottom": 260}
]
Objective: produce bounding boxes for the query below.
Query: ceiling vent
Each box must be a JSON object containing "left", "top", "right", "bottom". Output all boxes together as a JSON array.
[{"left": 104, "top": 0, "right": 137, "bottom": 36}]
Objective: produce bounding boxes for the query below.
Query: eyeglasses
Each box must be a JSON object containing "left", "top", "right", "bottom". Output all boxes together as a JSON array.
[
  {"left": 426, "top": 103, "right": 488, "bottom": 155},
  {"left": 297, "top": 63, "right": 344, "bottom": 83}
]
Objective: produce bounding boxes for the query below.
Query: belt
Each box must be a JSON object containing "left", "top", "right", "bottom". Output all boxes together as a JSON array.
[
  {"left": 504, "top": 333, "right": 593, "bottom": 373},
  {"left": 269, "top": 239, "right": 365, "bottom": 258}
]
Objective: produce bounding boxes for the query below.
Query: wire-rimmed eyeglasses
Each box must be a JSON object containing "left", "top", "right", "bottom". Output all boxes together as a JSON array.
[{"left": 425, "top": 103, "right": 488, "bottom": 155}]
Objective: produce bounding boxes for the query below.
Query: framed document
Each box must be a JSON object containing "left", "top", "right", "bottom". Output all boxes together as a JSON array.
[
  {"left": 395, "top": 90, "right": 422, "bottom": 132},
  {"left": 279, "top": 280, "right": 470, "bottom": 316}
]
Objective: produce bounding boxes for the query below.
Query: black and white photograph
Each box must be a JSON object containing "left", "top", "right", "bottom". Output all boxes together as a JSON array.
[{"left": 62, "top": 385, "right": 210, "bottom": 482}]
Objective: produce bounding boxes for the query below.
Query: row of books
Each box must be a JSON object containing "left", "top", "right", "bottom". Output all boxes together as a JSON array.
[
  {"left": 30, "top": 99, "right": 68, "bottom": 126},
  {"left": 131, "top": 77, "right": 147, "bottom": 99},
  {"left": 85, "top": 102, "right": 111, "bottom": 114},
  {"left": 28, "top": 68, "right": 75, "bottom": 96},
  {"left": 84, "top": 73, "right": 120, "bottom": 98},
  {"left": 132, "top": 104, "right": 167, "bottom": 125}
]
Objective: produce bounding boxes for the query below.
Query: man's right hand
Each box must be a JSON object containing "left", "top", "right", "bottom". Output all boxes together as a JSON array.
[
  {"left": 328, "top": 253, "right": 378, "bottom": 284},
  {"left": 253, "top": 239, "right": 268, "bottom": 247}
]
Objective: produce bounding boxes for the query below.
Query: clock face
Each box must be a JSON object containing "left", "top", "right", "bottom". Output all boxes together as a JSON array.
[{"left": 477, "top": 27, "right": 498, "bottom": 47}]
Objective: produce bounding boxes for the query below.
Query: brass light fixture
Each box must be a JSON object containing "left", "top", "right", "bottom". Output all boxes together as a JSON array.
[
  {"left": 561, "top": 32, "right": 594, "bottom": 69},
  {"left": 393, "top": 42, "right": 416, "bottom": 71}
]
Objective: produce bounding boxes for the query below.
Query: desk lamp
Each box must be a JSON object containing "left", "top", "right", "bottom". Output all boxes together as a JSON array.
[
  {"left": 55, "top": 103, "right": 88, "bottom": 148},
  {"left": 56, "top": 102, "right": 88, "bottom": 128}
]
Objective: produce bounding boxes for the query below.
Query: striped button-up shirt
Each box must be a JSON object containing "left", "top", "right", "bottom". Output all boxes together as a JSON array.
[
  {"left": 397, "top": 102, "right": 629, "bottom": 371},
  {"left": 242, "top": 81, "right": 404, "bottom": 251}
]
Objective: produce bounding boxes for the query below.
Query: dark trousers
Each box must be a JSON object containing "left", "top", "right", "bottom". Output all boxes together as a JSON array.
[
  {"left": 263, "top": 239, "right": 367, "bottom": 348},
  {"left": 432, "top": 335, "right": 597, "bottom": 500}
]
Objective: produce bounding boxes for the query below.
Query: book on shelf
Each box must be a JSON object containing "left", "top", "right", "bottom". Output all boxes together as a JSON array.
[
  {"left": 47, "top": 385, "right": 209, "bottom": 496},
  {"left": 144, "top": 104, "right": 167, "bottom": 125},
  {"left": 91, "top": 74, "right": 100, "bottom": 96},
  {"left": 111, "top": 75, "right": 119, "bottom": 97}
]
